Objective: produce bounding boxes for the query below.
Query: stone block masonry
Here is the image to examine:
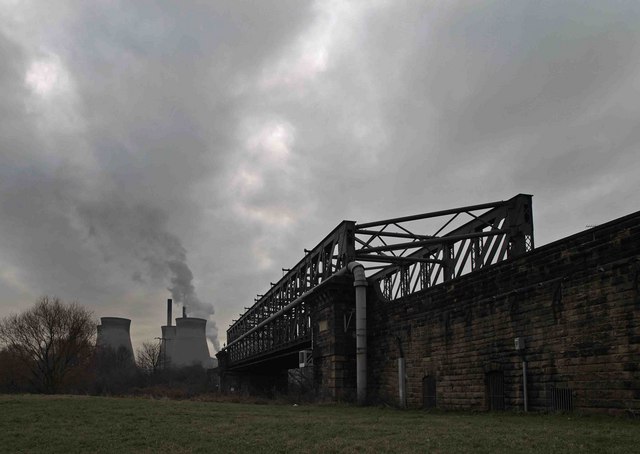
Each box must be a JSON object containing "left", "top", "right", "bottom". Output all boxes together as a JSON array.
[
  {"left": 310, "top": 276, "right": 357, "bottom": 401},
  {"left": 367, "top": 210, "right": 640, "bottom": 413}
]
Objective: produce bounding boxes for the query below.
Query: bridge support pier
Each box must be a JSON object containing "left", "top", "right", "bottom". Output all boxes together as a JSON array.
[
  {"left": 311, "top": 275, "right": 359, "bottom": 402},
  {"left": 216, "top": 274, "right": 364, "bottom": 403}
]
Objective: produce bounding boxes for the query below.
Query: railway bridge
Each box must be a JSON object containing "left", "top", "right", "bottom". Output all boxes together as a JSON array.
[{"left": 216, "top": 194, "right": 534, "bottom": 399}]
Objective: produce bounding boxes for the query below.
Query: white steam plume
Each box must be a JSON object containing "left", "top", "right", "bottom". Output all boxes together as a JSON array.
[{"left": 78, "top": 196, "right": 221, "bottom": 352}]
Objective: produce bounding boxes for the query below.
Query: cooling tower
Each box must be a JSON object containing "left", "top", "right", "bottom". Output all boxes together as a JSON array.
[
  {"left": 161, "top": 317, "right": 211, "bottom": 368},
  {"left": 160, "top": 323, "right": 176, "bottom": 368},
  {"left": 97, "top": 317, "right": 134, "bottom": 359}
]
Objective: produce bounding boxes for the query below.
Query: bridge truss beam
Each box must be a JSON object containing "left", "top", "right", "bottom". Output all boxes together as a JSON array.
[{"left": 224, "top": 194, "right": 533, "bottom": 366}]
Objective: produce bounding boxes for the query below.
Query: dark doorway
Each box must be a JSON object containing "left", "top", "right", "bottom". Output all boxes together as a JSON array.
[
  {"left": 422, "top": 375, "right": 437, "bottom": 409},
  {"left": 485, "top": 370, "right": 505, "bottom": 410}
]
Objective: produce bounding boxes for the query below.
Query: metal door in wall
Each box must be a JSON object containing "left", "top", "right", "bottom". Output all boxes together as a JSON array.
[
  {"left": 486, "top": 371, "right": 505, "bottom": 411},
  {"left": 422, "top": 375, "right": 436, "bottom": 409}
]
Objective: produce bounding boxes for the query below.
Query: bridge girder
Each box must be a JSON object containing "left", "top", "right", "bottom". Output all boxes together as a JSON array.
[{"left": 222, "top": 194, "right": 534, "bottom": 368}]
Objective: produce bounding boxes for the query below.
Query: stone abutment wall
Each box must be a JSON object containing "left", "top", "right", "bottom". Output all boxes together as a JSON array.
[{"left": 367, "top": 210, "right": 640, "bottom": 413}]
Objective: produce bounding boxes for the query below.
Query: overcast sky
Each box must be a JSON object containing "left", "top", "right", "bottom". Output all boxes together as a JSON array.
[{"left": 1, "top": 0, "right": 639, "bottom": 354}]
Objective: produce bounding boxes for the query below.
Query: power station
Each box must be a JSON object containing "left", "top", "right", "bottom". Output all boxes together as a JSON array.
[
  {"left": 161, "top": 299, "right": 214, "bottom": 368},
  {"left": 98, "top": 300, "right": 215, "bottom": 369}
]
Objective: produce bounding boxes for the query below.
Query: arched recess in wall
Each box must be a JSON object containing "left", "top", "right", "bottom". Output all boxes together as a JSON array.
[{"left": 422, "top": 375, "right": 437, "bottom": 409}]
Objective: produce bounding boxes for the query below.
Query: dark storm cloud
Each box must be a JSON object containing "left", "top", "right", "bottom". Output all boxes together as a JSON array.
[
  {"left": 292, "top": 0, "right": 640, "bottom": 230},
  {"left": 1, "top": 1, "right": 640, "bottom": 350},
  {"left": 0, "top": 1, "right": 315, "bottom": 350},
  {"left": 209, "top": 0, "right": 640, "bottom": 323}
]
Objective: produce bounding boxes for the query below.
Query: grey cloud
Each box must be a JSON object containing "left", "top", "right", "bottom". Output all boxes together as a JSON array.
[
  {"left": 0, "top": 1, "right": 315, "bottom": 350},
  {"left": 2, "top": 1, "right": 640, "bottom": 351}
]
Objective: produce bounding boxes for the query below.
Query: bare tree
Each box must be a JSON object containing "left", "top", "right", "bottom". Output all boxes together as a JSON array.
[
  {"left": 0, "top": 345, "right": 30, "bottom": 392},
  {"left": 136, "top": 340, "right": 162, "bottom": 375},
  {"left": 0, "top": 296, "right": 95, "bottom": 393}
]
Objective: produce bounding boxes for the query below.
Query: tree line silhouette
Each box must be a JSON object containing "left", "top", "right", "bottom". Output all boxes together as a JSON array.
[{"left": 0, "top": 296, "right": 215, "bottom": 396}]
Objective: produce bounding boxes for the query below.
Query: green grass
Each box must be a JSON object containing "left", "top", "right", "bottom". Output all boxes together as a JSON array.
[{"left": 0, "top": 395, "right": 638, "bottom": 453}]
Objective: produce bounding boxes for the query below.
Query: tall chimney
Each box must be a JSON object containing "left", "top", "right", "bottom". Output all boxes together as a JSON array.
[
  {"left": 167, "top": 299, "right": 172, "bottom": 326},
  {"left": 182, "top": 306, "right": 187, "bottom": 318}
]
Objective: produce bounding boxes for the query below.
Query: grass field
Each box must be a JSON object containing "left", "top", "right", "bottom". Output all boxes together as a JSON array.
[{"left": 0, "top": 395, "right": 638, "bottom": 453}]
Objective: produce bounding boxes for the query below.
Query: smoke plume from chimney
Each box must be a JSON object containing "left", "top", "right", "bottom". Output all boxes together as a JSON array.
[{"left": 79, "top": 197, "right": 221, "bottom": 352}]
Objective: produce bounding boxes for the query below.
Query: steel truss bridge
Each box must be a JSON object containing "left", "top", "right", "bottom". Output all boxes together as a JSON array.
[{"left": 223, "top": 194, "right": 534, "bottom": 368}]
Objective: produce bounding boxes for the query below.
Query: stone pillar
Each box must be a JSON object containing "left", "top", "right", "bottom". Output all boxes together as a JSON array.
[{"left": 310, "top": 276, "right": 358, "bottom": 401}]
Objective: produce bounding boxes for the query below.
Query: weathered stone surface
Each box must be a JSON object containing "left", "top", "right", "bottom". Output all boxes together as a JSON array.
[
  {"left": 365, "top": 210, "right": 640, "bottom": 413},
  {"left": 310, "top": 277, "right": 357, "bottom": 401}
]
